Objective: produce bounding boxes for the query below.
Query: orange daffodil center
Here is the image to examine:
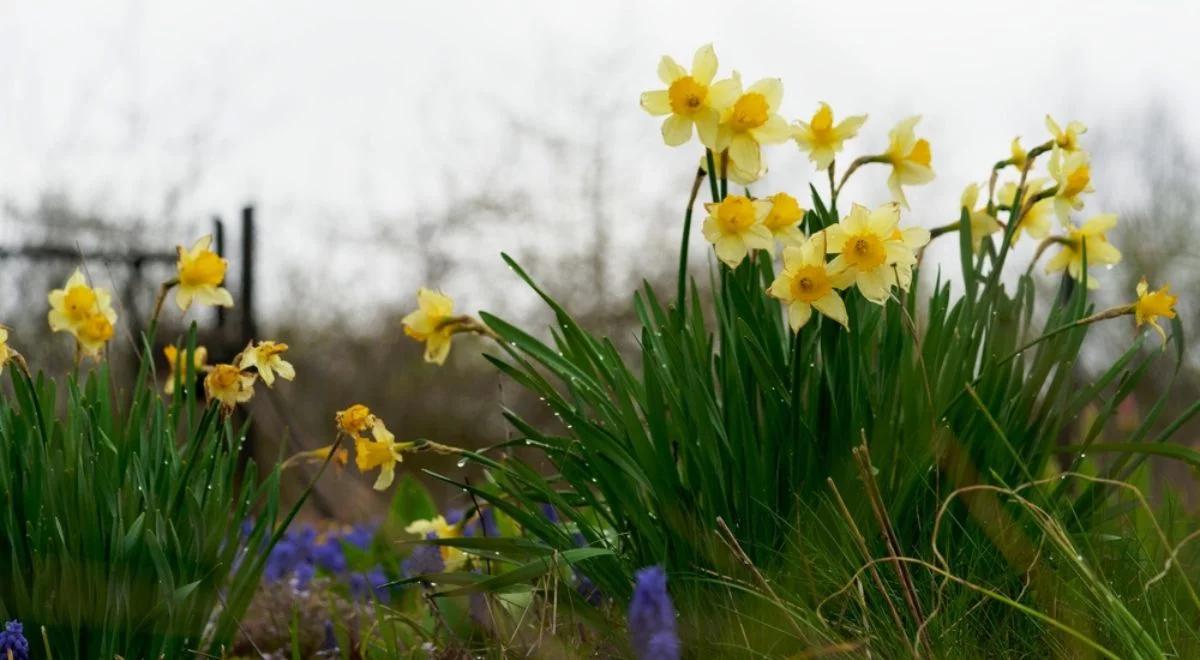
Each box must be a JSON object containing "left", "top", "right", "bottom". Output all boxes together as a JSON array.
[
  {"left": 640, "top": 44, "right": 739, "bottom": 149},
  {"left": 701, "top": 194, "right": 774, "bottom": 268},
  {"left": 826, "top": 203, "right": 930, "bottom": 304},
  {"left": 792, "top": 102, "right": 867, "bottom": 170},
  {"left": 767, "top": 233, "right": 854, "bottom": 330},
  {"left": 667, "top": 76, "right": 707, "bottom": 116},
  {"left": 883, "top": 116, "right": 935, "bottom": 209},
  {"left": 763, "top": 192, "right": 805, "bottom": 243},
  {"left": 175, "top": 235, "right": 234, "bottom": 312}
]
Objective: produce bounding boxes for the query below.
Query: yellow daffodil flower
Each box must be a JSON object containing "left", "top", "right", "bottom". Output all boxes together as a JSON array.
[
  {"left": 405, "top": 515, "right": 467, "bottom": 571},
  {"left": 402, "top": 288, "right": 457, "bottom": 365},
  {"left": 0, "top": 326, "right": 11, "bottom": 376},
  {"left": 767, "top": 233, "right": 855, "bottom": 330},
  {"left": 825, "top": 202, "right": 930, "bottom": 304},
  {"left": 237, "top": 340, "right": 295, "bottom": 387},
  {"left": 960, "top": 183, "right": 1003, "bottom": 255},
  {"left": 698, "top": 150, "right": 763, "bottom": 186},
  {"left": 792, "top": 102, "right": 867, "bottom": 170},
  {"left": 175, "top": 235, "right": 234, "bottom": 311},
  {"left": 639, "top": 44, "right": 739, "bottom": 148},
  {"left": 1045, "top": 115, "right": 1086, "bottom": 152},
  {"left": 1134, "top": 277, "right": 1178, "bottom": 342},
  {"left": 163, "top": 344, "right": 208, "bottom": 395},
  {"left": 48, "top": 269, "right": 118, "bottom": 342},
  {"left": 1048, "top": 146, "right": 1094, "bottom": 224},
  {"left": 763, "top": 192, "right": 806, "bottom": 244},
  {"left": 204, "top": 363, "right": 257, "bottom": 411},
  {"left": 701, "top": 194, "right": 774, "bottom": 268},
  {"left": 999, "top": 179, "right": 1053, "bottom": 244},
  {"left": 1045, "top": 214, "right": 1122, "bottom": 289},
  {"left": 882, "top": 116, "right": 935, "bottom": 208},
  {"left": 1010, "top": 137, "right": 1028, "bottom": 170},
  {"left": 354, "top": 419, "right": 414, "bottom": 490},
  {"left": 711, "top": 73, "right": 792, "bottom": 175},
  {"left": 336, "top": 403, "right": 376, "bottom": 437}
]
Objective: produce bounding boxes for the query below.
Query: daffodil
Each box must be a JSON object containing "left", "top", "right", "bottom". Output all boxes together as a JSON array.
[
  {"left": 711, "top": 73, "right": 792, "bottom": 175},
  {"left": 1009, "top": 137, "right": 1028, "bottom": 170},
  {"left": 1045, "top": 115, "right": 1086, "bottom": 152},
  {"left": 163, "top": 344, "right": 208, "bottom": 395},
  {"left": 75, "top": 313, "right": 115, "bottom": 358},
  {"left": 701, "top": 194, "right": 774, "bottom": 268},
  {"left": 826, "top": 203, "right": 930, "bottom": 304},
  {"left": 402, "top": 288, "right": 457, "bottom": 365},
  {"left": 48, "top": 268, "right": 117, "bottom": 339},
  {"left": 237, "top": 340, "right": 295, "bottom": 387},
  {"left": 354, "top": 419, "right": 414, "bottom": 490},
  {"left": 1048, "top": 147, "right": 1094, "bottom": 224},
  {"left": 175, "top": 235, "right": 234, "bottom": 311},
  {"left": 0, "top": 326, "right": 11, "bottom": 376},
  {"left": 792, "top": 102, "right": 867, "bottom": 170},
  {"left": 767, "top": 233, "right": 855, "bottom": 330},
  {"left": 698, "top": 150, "right": 763, "bottom": 186},
  {"left": 960, "top": 183, "right": 1003, "bottom": 255},
  {"left": 1045, "top": 214, "right": 1122, "bottom": 289},
  {"left": 336, "top": 403, "right": 376, "bottom": 437},
  {"left": 762, "top": 192, "right": 806, "bottom": 244},
  {"left": 639, "top": 44, "right": 739, "bottom": 148},
  {"left": 1133, "top": 277, "right": 1177, "bottom": 342},
  {"left": 204, "top": 363, "right": 257, "bottom": 411},
  {"left": 882, "top": 116, "right": 935, "bottom": 208},
  {"left": 405, "top": 515, "right": 466, "bottom": 571},
  {"left": 999, "top": 179, "right": 1053, "bottom": 244}
]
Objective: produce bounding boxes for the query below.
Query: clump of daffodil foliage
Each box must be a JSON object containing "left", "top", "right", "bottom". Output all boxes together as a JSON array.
[{"left": 388, "top": 43, "right": 1199, "bottom": 658}]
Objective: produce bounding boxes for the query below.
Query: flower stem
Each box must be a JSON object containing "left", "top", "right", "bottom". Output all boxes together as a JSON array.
[{"left": 676, "top": 168, "right": 706, "bottom": 312}]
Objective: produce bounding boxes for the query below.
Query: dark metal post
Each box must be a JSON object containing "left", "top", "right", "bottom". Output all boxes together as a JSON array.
[
  {"left": 213, "top": 217, "right": 226, "bottom": 329},
  {"left": 240, "top": 206, "right": 256, "bottom": 344}
]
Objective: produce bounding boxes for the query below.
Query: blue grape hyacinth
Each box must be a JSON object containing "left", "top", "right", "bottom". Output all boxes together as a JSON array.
[
  {"left": 628, "top": 566, "right": 680, "bottom": 660},
  {"left": 0, "top": 620, "right": 29, "bottom": 660}
]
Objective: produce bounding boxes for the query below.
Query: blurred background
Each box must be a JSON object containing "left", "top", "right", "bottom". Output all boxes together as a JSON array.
[{"left": 3, "top": 0, "right": 1199, "bottom": 519}]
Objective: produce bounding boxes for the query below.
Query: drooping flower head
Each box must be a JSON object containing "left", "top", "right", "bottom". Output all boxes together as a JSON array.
[
  {"left": 405, "top": 515, "right": 466, "bottom": 571},
  {"left": 163, "top": 344, "right": 207, "bottom": 395},
  {"left": 639, "top": 44, "right": 738, "bottom": 148},
  {"left": 237, "top": 340, "right": 296, "bottom": 387},
  {"left": 999, "top": 179, "right": 1053, "bottom": 244},
  {"left": 825, "top": 203, "right": 929, "bottom": 304},
  {"left": 792, "top": 102, "right": 867, "bottom": 170},
  {"left": 353, "top": 419, "right": 414, "bottom": 491},
  {"left": 767, "top": 233, "right": 855, "bottom": 331},
  {"left": 882, "top": 116, "right": 935, "bottom": 208},
  {"left": 960, "top": 183, "right": 1003, "bottom": 255},
  {"left": 1134, "top": 277, "right": 1177, "bottom": 342},
  {"left": 761, "top": 192, "right": 806, "bottom": 245},
  {"left": 700, "top": 194, "right": 773, "bottom": 268},
  {"left": 1048, "top": 146, "right": 1094, "bottom": 224},
  {"left": 711, "top": 74, "right": 792, "bottom": 175},
  {"left": 1045, "top": 115, "right": 1087, "bottom": 152},
  {"left": 48, "top": 268, "right": 118, "bottom": 357},
  {"left": 204, "top": 363, "right": 257, "bottom": 412},
  {"left": 1044, "top": 213, "right": 1122, "bottom": 289},
  {"left": 402, "top": 288, "right": 457, "bottom": 365},
  {"left": 0, "top": 619, "right": 29, "bottom": 660},
  {"left": 175, "top": 235, "right": 234, "bottom": 311},
  {"left": 336, "top": 403, "right": 376, "bottom": 437},
  {"left": 628, "top": 566, "right": 680, "bottom": 660}
]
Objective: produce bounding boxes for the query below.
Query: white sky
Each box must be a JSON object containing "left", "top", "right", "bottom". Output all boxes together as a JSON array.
[{"left": 3, "top": 0, "right": 1199, "bottom": 320}]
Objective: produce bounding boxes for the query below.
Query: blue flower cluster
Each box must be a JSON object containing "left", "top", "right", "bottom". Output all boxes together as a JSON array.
[
  {"left": 0, "top": 620, "right": 28, "bottom": 660},
  {"left": 628, "top": 566, "right": 680, "bottom": 660},
  {"left": 262, "top": 523, "right": 390, "bottom": 603}
]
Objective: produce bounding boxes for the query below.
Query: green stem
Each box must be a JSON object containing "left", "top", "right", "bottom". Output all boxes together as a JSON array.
[
  {"left": 704, "top": 149, "right": 720, "bottom": 203},
  {"left": 676, "top": 169, "right": 706, "bottom": 313}
]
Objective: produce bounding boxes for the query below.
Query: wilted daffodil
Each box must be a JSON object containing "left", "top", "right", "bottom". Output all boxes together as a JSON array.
[
  {"left": 204, "top": 363, "right": 257, "bottom": 412},
  {"left": 354, "top": 419, "right": 415, "bottom": 491},
  {"left": 701, "top": 194, "right": 774, "bottom": 268},
  {"left": 1045, "top": 213, "right": 1122, "bottom": 289},
  {"left": 698, "top": 150, "right": 763, "bottom": 186},
  {"left": 960, "top": 183, "right": 1003, "bottom": 255},
  {"left": 882, "top": 116, "right": 935, "bottom": 208},
  {"left": 175, "top": 235, "right": 234, "bottom": 311},
  {"left": 237, "top": 340, "right": 295, "bottom": 387},
  {"left": 1048, "top": 147, "right": 1094, "bottom": 224},
  {"left": 763, "top": 192, "right": 806, "bottom": 244},
  {"left": 163, "top": 344, "right": 208, "bottom": 395},
  {"left": 767, "top": 233, "right": 854, "bottom": 330},
  {"left": 792, "top": 102, "right": 867, "bottom": 170},
  {"left": 48, "top": 269, "right": 118, "bottom": 357},
  {"left": 405, "top": 516, "right": 466, "bottom": 571},
  {"left": 1045, "top": 115, "right": 1086, "bottom": 152},
  {"left": 639, "top": 44, "right": 738, "bottom": 148},
  {"left": 999, "top": 179, "right": 1053, "bottom": 244},
  {"left": 336, "top": 403, "right": 376, "bottom": 437},
  {"left": 826, "top": 202, "right": 930, "bottom": 304},
  {"left": 712, "top": 73, "right": 792, "bottom": 175},
  {"left": 402, "top": 288, "right": 459, "bottom": 365},
  {"left": 1133, "top": 277, "right": 1178, "bottom": 342}
]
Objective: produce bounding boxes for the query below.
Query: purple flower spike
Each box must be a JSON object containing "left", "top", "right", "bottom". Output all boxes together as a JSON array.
[{"left": 628, "top": 566, "right": 680, "bottom": 660}]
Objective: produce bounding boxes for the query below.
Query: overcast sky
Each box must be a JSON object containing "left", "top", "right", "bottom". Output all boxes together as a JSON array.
[{"left": 3, "top": 0, "right": 1199, "bottom": 320}]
